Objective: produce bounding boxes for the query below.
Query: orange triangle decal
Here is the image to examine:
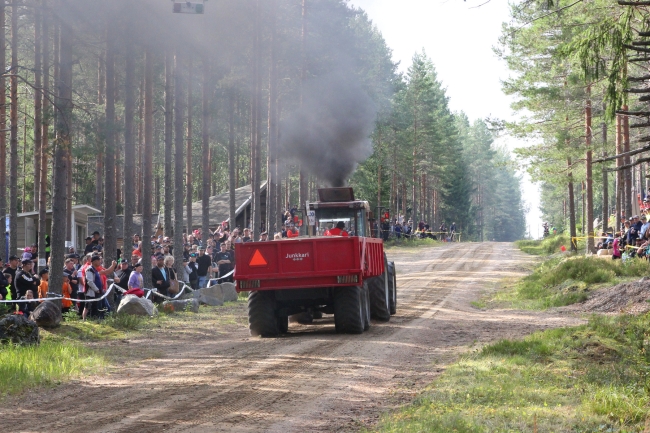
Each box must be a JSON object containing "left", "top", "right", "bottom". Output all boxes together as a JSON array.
[{"left": 249, "top": 249, "right": 268, "bottom": 267}]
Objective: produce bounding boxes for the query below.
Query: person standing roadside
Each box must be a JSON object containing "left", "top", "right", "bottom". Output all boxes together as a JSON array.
[
  {"left": 16, "top": 259, "right": 39, "bottom": 300},
  {"left": 196, "top": 246, "right": 212, "bottom": 288},
  {"left": 214, "top": 242, "right": 234, "bottom": 283}
]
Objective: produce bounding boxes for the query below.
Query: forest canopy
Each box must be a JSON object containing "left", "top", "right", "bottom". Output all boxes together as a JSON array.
[{"left": 0, "top": 0, "right": 527, "bottom": 292}]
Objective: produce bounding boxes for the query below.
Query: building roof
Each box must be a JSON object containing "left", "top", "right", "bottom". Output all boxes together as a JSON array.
[
  {"left": 183, "top": 182, "right": 267, "bottom": 229},
  {"left": 88, "top": 214, "right": 160, "bottom": 240},
  {"left": 17, "top": 204, "right": 101, "bottom": 218}
]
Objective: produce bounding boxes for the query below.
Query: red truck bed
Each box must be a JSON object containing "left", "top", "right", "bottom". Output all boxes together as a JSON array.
[{"left": 234, "top": 237, "right": 384, "bottom": 292}]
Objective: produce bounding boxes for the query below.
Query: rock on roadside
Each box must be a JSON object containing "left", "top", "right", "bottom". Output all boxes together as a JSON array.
[
  {"left": 0, "top": 314, "right": 40, "bottom": 345},
  {"left": 220, "top": 282, "right": 239, "bottom": 302},
  {"left": 162, "top": 299, "right": 200, "bottom": 313},
  {"left": 194, "top": 285, "right": 224, "bottom": 306},
  {"left": 29, "top": 301, "right": 62, "bottom": 328},
  {"left": 117, "top": 295, "right": 157, "bottom": 316}
]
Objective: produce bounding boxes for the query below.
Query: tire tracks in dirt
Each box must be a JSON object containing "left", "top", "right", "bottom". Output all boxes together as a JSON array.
[{"left": 2, "top": 242, "right": 583, "bottom": 432}]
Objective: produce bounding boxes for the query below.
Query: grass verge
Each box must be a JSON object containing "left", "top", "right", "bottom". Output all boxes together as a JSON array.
[
  {"left": 373, "top": 314, "right": 650, "bottom": 433},
  {"left": 487, "top": 255, "right": 650, "bottom": 310},
  {"left": 0, "top": 340, "right": 106, "bottom": 397},
  {"left": 515, "top": 235, "right": 573, "bottom": 255}
]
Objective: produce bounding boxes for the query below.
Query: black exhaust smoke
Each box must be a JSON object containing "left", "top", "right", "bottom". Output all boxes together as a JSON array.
[{"left": 280, "top": 73, "right": 376, "bottom": 187}]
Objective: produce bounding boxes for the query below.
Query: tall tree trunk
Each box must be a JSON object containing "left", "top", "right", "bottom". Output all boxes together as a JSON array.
[
  {"left": 65, "top": 130, "right": 72, "bottom": 242},
  {"left": 50, "top": 12, "right": 73, "bottom": 305},
  {"left": 411, "top": 114, "right": 418, "bottom": 224},
  {"left": 202, "top": 59, "right": 211, "bottom": 239},
  {"left": 266, "top": 0, "right": 278, "bottom": 235},
  {"left": 228, "top": 89, "right": 236, "bottom": 228},
  {"left": 623, "top": 105, "right": 632, "bottom": 219},
  {"left": 601, "top": 103, "right": 608, "bottom": 233},
  {"left": 616, "top": 113, "right": 622, "bottom": 232},
  {"left": 95, "top": 53, "right": 105, "bottom": 211},
  {"left": 0, "top": 0, "right": 6, "bottom": 261},
  {"left": 137, "top": 74, "right": 144, "bottom": 215},
  {"left": 122, "top": 23, "right": 136, "bottom": 261},
  {"left": 9, "top": 0, "right": 18, "bottom": 256},
  {"left": 164, "top": 50, "right": 173, "bottom": 237},
  {"left": 585, "top": 85, "right": 594, "bottom": 253},
  {"left": 568, "top": 157, "right": 577, "bottom": 252},
  {"left": 33, "top": 3, "right": 42, "bottom": 212},
  {"left": 253, "top": 0, "right": 262, "bottom": 239},
  {"left": 103, "top": 24, "right": 117, "bottom": 290},
  {"left": 142, "top": 48, "right": 154, "bottom": 288},
  {"left": 299, "top": 0, "right": 308, "bottom": 205},
  {"left": 39, "top": 0, "right": 49, "bottom": 266},
  {"left": 186, "top": 55, "right": 193, "bottom": 235},
  {"left": 173, "top": 48, "right": 185, "bottom": 273}
]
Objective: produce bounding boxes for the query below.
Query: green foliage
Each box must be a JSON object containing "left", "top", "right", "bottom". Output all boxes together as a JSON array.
[
  {"left": 103, "top": 313, "right": 145, "bottom": 331},
  {"left": 351, "top": 58, "right": 526, "bottom": 241},
  {"left": 373, "top": 314, "right": 650, "bottom": 432},
  {"left": 516, "top": 234, "right": 571, "bottom": 255},
  {"left": 0, "top": 341, "right": 105, "bottom": 396},
  {"left": 493, "top": 254, "right": 649, "bottom": 310}
]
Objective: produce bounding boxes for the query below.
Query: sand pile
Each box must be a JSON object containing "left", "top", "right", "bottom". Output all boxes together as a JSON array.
[{"left": 563, "top": 278, "right": 650, "bottom": 315}]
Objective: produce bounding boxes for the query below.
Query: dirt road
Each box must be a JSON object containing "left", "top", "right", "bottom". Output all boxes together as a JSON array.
[{"left": 5, "top": 243, "right": 582, "bottom": 432}]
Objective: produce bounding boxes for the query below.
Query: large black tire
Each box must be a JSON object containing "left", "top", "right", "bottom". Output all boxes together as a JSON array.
[
  {"left": 388, "top": 261, "right": 397, "bottom": 315},
  {"left": 333, "top": 286, "right": 364, "bottom": 334},
  {"left": 368, "top": 257, "right": 391, "bottom": 321},
  {"left": 278, "top": 315, "right": 289, "bottom": 334},
  {"left": 248, "top": 290, "right": 279, "bottom": 338},
  {"left": 362, "top": 283, "right": 371, "bottom": 331}
]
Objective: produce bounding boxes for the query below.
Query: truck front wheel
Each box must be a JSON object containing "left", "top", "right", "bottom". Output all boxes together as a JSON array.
[
  {"left": 248, "top": 290, "right": 279, "bottom": 338},
  {"left": 333, "top": 286, "right": 364, "bottom": 334},
  {"left": 388, "top": 261, "right": 397, "bottom": 315}
]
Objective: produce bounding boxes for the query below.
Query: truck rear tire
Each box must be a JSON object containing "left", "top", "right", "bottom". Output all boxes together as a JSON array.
[
  {"left": 333, "top": 286, "right": 364, "bottom": 334},
  {"left": 388, "top": 261, "right": 397, "bottom": 315},
  {"left": 362, "top": 283, "right": 371, "bottom": 331},
  {"left": 368, "top": 260, "right": 390, "bottom": 322},
  {"left": 278, "top": 315, "right": 289, "bottom": 334},
  {"left": 248, "top": 290, "right": 279, "bottom": 338}
]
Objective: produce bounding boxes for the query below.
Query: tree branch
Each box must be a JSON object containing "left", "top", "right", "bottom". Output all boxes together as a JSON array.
[
  {"left": 629, "top": 74, "right": 650, "bottom": 81},
  {"left": 593, "top": 143, "right": 650, "bottom": 163},
  {"left": 606, "top": 156, "right": 650, "bottom": 172},
  {"left": 624, "top": 43, "right": 650, "bottom": 53}
]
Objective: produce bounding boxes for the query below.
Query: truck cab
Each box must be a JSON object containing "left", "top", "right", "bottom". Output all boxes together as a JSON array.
[{"left": 306, "top": 187, "right": 371, "bottom": 238}]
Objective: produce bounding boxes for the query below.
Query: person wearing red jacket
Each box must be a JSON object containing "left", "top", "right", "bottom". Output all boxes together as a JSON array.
[{"left": 325, "top": 221, "right": 349, "bottom": 237}]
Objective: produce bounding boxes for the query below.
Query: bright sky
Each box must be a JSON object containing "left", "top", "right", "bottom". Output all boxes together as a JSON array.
[{"left": 350, "top": 0, "right": 543, "bottom": 238}]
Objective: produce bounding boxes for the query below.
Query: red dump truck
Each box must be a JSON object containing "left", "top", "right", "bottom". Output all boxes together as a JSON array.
[{"left": 234, "top": 187, "right": 397, "bottom": 337}]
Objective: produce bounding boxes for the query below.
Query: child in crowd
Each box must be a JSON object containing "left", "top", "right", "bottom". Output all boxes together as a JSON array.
[
  {"left": 612, "top": 232, "right": 622, "bottom": 260},
  {"left": 21, "top": 246, "right": 32, "bottom": 262},
  {"left": 3, "top": 273, "right": 11, "bottom": 299},
  {"left": 38, "top": 268, "right": 49, "bottom": 300},
  {"left": 18, "top": 290, "right": 37, "bottom": 315},
  {"left": 126, "top": 261, "right": 145, "bottom": 298},
  {"left": 61, "top": 274, "right": 73, "bottom": 314}
]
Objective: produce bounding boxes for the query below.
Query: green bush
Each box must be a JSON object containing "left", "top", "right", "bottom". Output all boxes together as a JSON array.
[
  {"left": 103, "top": 312, "right": 144, "bottom": 331},
  {"left": 493, "top": 256, "right": 650, "bottom": 310},
  {"left": 516, "top": 235, "right": 573, "bottom": 255},
  {"left": 373, "top": 314, "right": 650, "bottom": 433}
]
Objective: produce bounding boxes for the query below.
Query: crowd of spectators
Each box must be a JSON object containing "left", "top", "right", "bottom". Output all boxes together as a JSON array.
[{"left": 596, "top": 213, "right": 650, "bottom": 260}]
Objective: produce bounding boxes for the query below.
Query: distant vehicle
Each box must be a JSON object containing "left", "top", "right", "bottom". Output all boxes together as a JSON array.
[
  {"left": 171, "top": 1, "right": 205, "bottom": 14},
  {"left": 235, "top": 187, "right": 397, "bottom": 337}
]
